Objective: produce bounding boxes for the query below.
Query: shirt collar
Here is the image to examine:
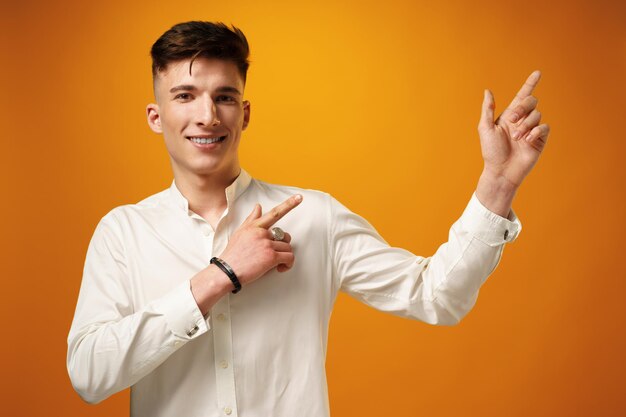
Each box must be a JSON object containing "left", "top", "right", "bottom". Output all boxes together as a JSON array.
[{"left": 167, "top": 169, "right": 252, "bottom": 215}]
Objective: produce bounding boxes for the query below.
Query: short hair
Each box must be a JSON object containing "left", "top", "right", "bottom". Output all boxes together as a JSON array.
[{"left": 150, "top": 21, "right": 250, "bottom": 84}]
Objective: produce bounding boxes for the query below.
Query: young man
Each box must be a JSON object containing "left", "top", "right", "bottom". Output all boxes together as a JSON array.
[{"left": 67, "top": 21, "right": 549, "bottom": 417}]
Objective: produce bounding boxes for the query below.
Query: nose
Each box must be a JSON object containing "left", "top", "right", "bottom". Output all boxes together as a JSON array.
[{"left": 196, "top": 97, "right": 221, "bottom": 127}]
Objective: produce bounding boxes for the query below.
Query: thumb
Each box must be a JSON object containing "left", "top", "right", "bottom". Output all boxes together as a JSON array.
[
  {"left": 478, "top": 89, "right": 495, "bottom": 132},
  {"left": 242, "top": 203, "right": 262, "bottom": 226}
]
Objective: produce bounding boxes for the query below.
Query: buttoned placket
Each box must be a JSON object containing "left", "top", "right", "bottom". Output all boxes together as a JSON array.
[{"left": 190, "top": 205, "right": 239, "bottom": 417}]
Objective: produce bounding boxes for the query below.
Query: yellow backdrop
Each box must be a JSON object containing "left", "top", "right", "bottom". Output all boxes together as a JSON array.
[{"left": 1, "top": 0, "right": 625, "bottom": 416}]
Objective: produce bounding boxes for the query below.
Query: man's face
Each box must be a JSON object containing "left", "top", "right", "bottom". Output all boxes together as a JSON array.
[{"left": 147, "top": 57, "right": 250, "bottom": 180}]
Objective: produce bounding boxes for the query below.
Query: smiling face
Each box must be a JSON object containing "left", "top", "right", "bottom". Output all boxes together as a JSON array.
[{"left": 147, "top": 57, "right": 250, "bottom": 182}]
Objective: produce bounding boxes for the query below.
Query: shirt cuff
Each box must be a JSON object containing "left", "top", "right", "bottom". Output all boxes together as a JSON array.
[
  {"left": 154, "top": 280, "right": 209, "bottom": 340},
  {"left": 457, "top": 192, "right": 523, "bottom": 247}
]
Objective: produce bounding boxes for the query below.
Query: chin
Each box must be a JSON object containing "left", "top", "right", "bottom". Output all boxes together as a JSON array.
[{"left": 190, "top": 162, "right": 237, "bottom": 178}]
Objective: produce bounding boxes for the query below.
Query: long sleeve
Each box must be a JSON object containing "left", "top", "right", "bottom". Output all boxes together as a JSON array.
[
  {"left": 330, "top": 192, "right": 522, "bottom": 325},
  {"left": 66, "top": 212, "right": 209, "bottom": 404}
]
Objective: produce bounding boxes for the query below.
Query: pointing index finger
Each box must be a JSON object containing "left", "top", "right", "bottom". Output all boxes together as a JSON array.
[
  {"left": 508, "top": 70, "right": 541, "bottom": 109},
  {"left": 255, "top": 194, "right": 303, "bottom": 229}
]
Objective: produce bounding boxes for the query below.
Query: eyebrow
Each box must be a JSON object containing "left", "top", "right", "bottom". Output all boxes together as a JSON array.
[
  {"left": 169, "top": 84, "right": 196, "bottom": 93},
  {"left": 169, "top": 84, "right": 242, "bottom": 95},
  {"left": 216, "top": 86, "right": 242, "bottom": 95}
]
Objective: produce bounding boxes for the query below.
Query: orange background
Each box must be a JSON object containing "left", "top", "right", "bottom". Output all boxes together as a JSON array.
[{"left": 1, "top": 0, "right": 625, "bottom": 416}]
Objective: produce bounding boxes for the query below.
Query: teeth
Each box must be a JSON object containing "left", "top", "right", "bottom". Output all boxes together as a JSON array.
[{"left": 189, "top": 136, "right": 224, "bottom": 144}]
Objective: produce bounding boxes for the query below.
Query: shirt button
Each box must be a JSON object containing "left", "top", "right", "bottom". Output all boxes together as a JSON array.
[
  {"left": 202, "top": 226, "right": 212, "bottom": 236},
  {"left": 220, "top": 360, "right": 229, "bottom": 369},
  {"left": 174, "top": 341, "right": 181, "bottom": 348},
  {"left": 224, "top": 407, "right": 232, "bottom": 415},
  {"left": 186, "top": 325, "right": 199, "bottom": 337},
  {"left": 217, "top": 313, "right": 226, "bottom": 321}
]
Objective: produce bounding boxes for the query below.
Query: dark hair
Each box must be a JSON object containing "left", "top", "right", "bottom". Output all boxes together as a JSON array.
[{"left": 150, "top": 21, "right": 250, "bottom": 83}]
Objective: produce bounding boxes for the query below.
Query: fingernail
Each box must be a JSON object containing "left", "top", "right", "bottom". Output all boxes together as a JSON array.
[
  {"left": 512, "top": 131, "right": 520, "bottom": 140},
  {"left": 294, "top": 194, "right": 302, "bottom": 202},
  {"left": 526, "top": 134, "right": 533, "bottom": 142},
  {"left": 510, "top": 113, "right": 519, "bottom": 123}
]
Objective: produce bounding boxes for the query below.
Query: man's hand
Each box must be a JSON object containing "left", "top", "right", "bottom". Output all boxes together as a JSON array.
[
  {"left": 478, "top": 70, "right": 551, "bottom": 188},
  {"left": 190, "top": 195, "right": 303, "bottom": 315},
  {"left": 475, "top": 70, "right": 551, "bottom": 217},
  {"left": 219, "top": 194, "right": 303, "bottom": 285}
]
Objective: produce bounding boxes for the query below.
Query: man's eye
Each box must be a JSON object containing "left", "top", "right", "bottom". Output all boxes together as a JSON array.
[
  {"left": 174, "top": 93, "right": 191, "bottom": 100},
  {"left": 216, "top": 95, "right": 235, "bottom": 102}
]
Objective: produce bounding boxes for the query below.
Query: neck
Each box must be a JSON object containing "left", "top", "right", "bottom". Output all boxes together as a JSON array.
[{"left": 173, "top": 165, "right": 241, "bottom": 217}]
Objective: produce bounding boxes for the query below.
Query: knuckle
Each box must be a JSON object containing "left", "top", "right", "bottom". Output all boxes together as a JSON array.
[{"left": 525, "top": 118, "right": 539, "bottom": 130}]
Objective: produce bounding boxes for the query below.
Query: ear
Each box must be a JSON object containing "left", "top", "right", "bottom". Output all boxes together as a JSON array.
[
  {"left": 242, "top": 100, "right": 251, "bottom": 131},
  {"left": 146, "top": 103, "right": 162, "bottom": 134}
]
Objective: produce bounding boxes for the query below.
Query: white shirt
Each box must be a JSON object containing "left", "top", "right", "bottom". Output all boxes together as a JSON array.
[{"left": 67, "top": 169, "right": 521, "bottom": 417}]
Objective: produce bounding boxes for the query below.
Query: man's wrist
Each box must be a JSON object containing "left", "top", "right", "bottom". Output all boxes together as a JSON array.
[
  {"left": 190, "top": 264, "right": 234, "bottom": 316},
  {"left": 475, "top": 169, "right": 519, "bottom": 218}
]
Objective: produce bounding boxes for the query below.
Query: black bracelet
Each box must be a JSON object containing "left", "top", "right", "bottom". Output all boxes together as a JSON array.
[{"left": 210, "top": 257, "right": 242, "bottom": 294}]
